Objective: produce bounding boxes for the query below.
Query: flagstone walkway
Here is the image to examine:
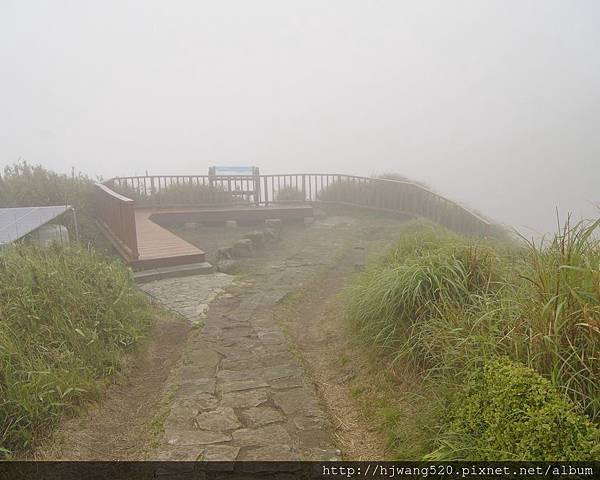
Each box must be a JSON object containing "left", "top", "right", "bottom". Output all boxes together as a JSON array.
[{"left": 146, "top": 219, "right": 360, "bottom": 460}]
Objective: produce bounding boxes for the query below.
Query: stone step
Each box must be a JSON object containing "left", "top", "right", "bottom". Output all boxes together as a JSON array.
[{"left": 134, "top": 262, "right": 215, "bottom": 284}]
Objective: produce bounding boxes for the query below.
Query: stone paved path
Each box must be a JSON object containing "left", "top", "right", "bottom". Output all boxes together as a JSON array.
[{"left": 145, "top": 219, "right": 361, "bottom": 460}]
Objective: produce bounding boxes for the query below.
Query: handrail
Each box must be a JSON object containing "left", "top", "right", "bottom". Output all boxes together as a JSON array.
[
  {"left": 96, "top": 183, "right": 136, "bottom": 204},
  {"left": 361, "top": 176, "right": 491, "bottom": 226},
  {"left": 94, "top": 182, "right": 139, "bottom": 259},
  {"left": 97, "top": 173, "right": 492, "bottom": 242}
]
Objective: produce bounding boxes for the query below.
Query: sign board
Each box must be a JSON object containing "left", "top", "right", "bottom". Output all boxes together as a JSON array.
[{"left": 209, "top": 166, "right": 259, "bottom": 176}]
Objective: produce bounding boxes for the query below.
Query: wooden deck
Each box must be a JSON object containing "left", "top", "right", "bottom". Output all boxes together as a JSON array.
[
  {"left": 131, "top": 210, "right": 206, "bottom": 270},
  {"left": 146, "top": 204, "right": 313, "bottom": 227},
  {"left": 126, "top": 205, "right": 312, "bottom": 271}
]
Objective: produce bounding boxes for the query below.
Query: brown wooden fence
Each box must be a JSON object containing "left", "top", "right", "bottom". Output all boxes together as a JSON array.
[
  {"left": 94, "top": 174, "right": 492, "bottom": 256},
  {"left": 102, "top": 173, "right": 491, "bottom": 236},
  {"left": 94, "top": 183, "right": 139, "bottom": 260}
]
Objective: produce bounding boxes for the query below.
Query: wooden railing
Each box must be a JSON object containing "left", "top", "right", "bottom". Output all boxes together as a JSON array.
[
  {"left": 95, "top": 183, "right": 139, "bottom": 260},
  {"left": 103, "top": 173, "right": 491, "bottom": 236}
]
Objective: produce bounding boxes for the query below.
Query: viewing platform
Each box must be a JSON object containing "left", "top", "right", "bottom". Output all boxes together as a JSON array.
[{"left": 94, "top": 173, "right": 490, "bottom": 271}]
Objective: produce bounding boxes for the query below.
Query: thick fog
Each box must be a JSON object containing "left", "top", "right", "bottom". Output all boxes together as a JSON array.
[{"left": 1, "top": 1, "right": 599, "bottom": 235}]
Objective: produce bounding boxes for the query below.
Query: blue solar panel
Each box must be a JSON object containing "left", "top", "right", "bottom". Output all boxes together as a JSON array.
[{"left": 0, "top": 206, "right": 72, "bottom": 245}]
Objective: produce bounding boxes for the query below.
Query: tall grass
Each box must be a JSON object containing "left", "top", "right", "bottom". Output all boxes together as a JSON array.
[
  {"left": 0, "top": 244, "right": 153, "bottom": 456},
  {"left": 517, "top": 219, "right": 600, "bottom": 419},
  {"left": 345, "top": 218, "right": 600, "bottom": 459}
]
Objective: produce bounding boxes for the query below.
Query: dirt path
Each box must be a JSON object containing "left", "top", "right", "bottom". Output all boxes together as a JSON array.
[
  {"left": 31, "top": 311, "right": 191, "bottom": 460},
  {"left": 33, "top": 209, "right": 406, "bottom": 460},
  {"left": 276, "top": 254, "right": 388, "bottom": 460}
]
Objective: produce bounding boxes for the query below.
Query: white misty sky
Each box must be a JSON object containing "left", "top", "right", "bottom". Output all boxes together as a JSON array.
[{"left": 1, "top": 0, "right": 599, "bottom": 235}]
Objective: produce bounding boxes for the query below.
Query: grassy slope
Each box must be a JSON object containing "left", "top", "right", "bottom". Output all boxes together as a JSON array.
[
  {"left": 0, "top": 161, "right": 115, "bottom": 256},
  {"left": 0, "top": 245, "right": 154, "bottom": 457},
  {"left": 345, "top": 219, "right": 600, "bottom": 460}
]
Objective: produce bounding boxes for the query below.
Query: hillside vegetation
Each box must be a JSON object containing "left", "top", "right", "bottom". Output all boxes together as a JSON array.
[
  {"left": 0, "top": 244, "right": 154, "bottom": 457},
  {"left": 0, "top": 161, "right": 111, "bottom": 252},
  {"left": 345, "top": 219, "right": 600, "bottom": 460}
]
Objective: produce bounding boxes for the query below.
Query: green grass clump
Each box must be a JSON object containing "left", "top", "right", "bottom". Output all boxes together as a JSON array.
[
  {"left": 346, "top": 221, "right": 505, "bottom": 358},
  {"left": 0, "top": 244, "right": 154, "bottom": 456},
  {"left": 430, "top": 358, "right": 600, "bottom": 460},
  {"left": 345, "top": 217, "right": 600, "bottom": 459}
]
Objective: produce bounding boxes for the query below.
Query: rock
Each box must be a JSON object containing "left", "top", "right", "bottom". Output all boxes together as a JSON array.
[
  {"left": 221, "top": 389, "right": 268, "bottom": 409},
  {"left": 304, "top": 447, "right": 342, "bottom": 461},
  {"left": 226, "top": 220, "right": 237, "bottom": 228},
  {"left": 272, "top": 388, "right": 321, "bottom": 416},
  {"left": 183, "top": 393, "right": 219, "bottom": 412},
  {"left": 232, "top": 238, "right": 254, "bottom": 258},
  {"left": 201, "top": 445, "right": 240, "bottom": 461},
  {"left": 264, "top": 218, "right": 282, "bottom": 230},
  {"left": 165, "top": 430, "right": 231, "bottom": 446},
  {"left": 194, "top": 407, "right": 241, "bottom": 432},
  {"left": 216, "top": 246, "right": 234, "bottom": 262},
  {"left": 231, "top": 424, "right": 292, "bottom": 447},
  {"left": 217, "top": 369, "right": 259, "bottom": 382},
  {"left": 293, "top": 415, "right": 326, "bottom": 430},
  {"left": 269, "top": 376, "right": 304, "bottom": 390},
  {"left": 263, "top": 227, "right": 280, "bottom": 242},
  {"left": 244, "top": 231, "right": 265, "bottom": 249},
  {"left": 175, "top": 379, "right": 216, "bottom": 399},
  {"left": 218, "top": 379, "right": 269, "bottom": 394},
  {"left": 217, "top": 259, "right": 238, "bottom": 274},
  {"left": 261, "top": 364, "right": 302, "bottom": 382},
  {"left": 155, "top": 446, "right": 205, "bottom": 461},
  {"left": 258, "top": 330, "right": 286, "bottom": 345},
  {"left": 240, "top": 406, "right": 284, "bottom": 427},
  {"left": 242, "top": 444, "right": 295, "bottom": 461}
]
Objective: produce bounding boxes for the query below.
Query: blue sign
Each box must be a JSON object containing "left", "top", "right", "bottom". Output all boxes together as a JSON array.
[{"left": 211, "top": 166, "right": 256, "bottom": 175}]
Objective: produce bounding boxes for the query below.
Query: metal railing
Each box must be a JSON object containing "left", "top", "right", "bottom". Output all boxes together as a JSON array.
[{"left": 99, "top": 173, "right": 491, "bottom": 241}]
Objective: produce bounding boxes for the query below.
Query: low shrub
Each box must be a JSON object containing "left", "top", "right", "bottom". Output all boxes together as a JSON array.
[
  {"left": 317, "top": 174, "right": 498, "bottom": 237},
  {"left": 0, "top": 161, "right": 94, "bottom": 211},
  {"left": 377, "top": 172, "right": 431, "bottom": 189},
  {"left": 111, "top": 181, "right": 235, "bottom": 205},
  {"left": 0, "top": 244, "right": 154, "bottom": 456},
  {"left": 430, "top": 358, "right": 600, "bottom": 460},
  {"left": 275, "top": 186, "right": 305, "bottom": 202}
]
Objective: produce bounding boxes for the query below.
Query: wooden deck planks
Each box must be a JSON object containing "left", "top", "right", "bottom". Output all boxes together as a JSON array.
[
  {"left": 134, "top": 210, "right": 205, "bottom": 269},
  {"left": 127, "top": 205, "right": 312, "bottom": 270}
]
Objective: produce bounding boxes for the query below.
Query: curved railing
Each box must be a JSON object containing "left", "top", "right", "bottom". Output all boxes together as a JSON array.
[{"left": 100, "top": 173, "right": 491, "bottom": 236}]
